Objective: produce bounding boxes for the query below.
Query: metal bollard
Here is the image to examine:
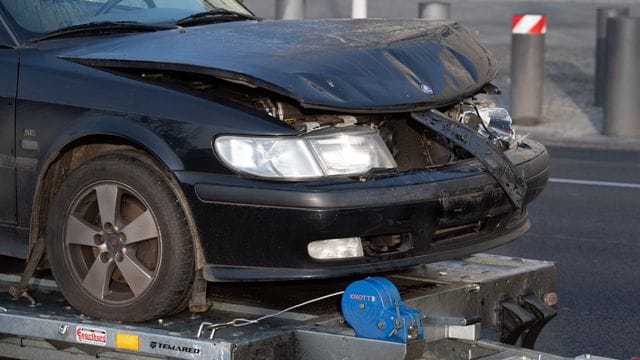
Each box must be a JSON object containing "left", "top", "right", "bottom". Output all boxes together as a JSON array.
[
  {"left": 352, "top": 0, "right": 367, "bottom": 19},
  {"left": 595, "top": 7, "right": 629, "bottom": 107},
  {"left": 603, "top": 17, "right": 640, "bottom": 137},
  {"left": 510, "top": 14, "right": 546, "bottom": 125},
  {"left": 418, "top": 2, "right": 451, "bottom": 21},
  {"left": 275, "top": 0, "right": 305, "bottom": 20}
]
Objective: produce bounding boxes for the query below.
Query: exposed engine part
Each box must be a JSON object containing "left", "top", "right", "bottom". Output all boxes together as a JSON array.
[
  {"left": 257, "top": 98, "right": 286, "bottom": 120},
  {"left": 299, "top": 115, "right": 360, "bottom": 133},
  {"left": 377, "top": 126, "right": 399, "bottom": 159},
  {"left": 383, "top": 119, "right": 452, "bottom": 169}
]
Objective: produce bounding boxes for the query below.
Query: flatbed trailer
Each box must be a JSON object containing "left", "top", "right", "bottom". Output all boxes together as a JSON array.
[{"left": 0, "top": 254, "right": 606, "bottom": 360}]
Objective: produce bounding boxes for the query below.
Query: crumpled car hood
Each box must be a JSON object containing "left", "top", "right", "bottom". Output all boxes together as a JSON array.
[{"left": 62, "top": 19, "right": 498, "bottom": 112}]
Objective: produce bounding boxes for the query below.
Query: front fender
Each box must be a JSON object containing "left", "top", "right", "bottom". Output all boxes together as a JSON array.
[
  {"left": 38, "top": 112, "right": 185, "bottom": 175},
  {"left": 26, "top": 112, "right": 200, "bottom": 265}
]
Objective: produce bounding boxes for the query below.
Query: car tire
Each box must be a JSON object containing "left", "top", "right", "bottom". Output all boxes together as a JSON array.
[{"left": 46, "top": 151, "right": 194, "bottom": 322}]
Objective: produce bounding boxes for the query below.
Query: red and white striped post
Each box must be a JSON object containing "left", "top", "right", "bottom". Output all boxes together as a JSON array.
[{"left": 510, "top": 14, "right": 546, "bottom": 125}]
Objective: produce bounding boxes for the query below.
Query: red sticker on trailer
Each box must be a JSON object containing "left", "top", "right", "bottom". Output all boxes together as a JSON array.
[{"left": 76, "top": 326, "right": 107, "bottom": 346}]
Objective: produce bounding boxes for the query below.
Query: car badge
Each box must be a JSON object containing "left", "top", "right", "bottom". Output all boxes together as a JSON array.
[{"left": 420, "top": 84, "right": 434, "bottom": 95}]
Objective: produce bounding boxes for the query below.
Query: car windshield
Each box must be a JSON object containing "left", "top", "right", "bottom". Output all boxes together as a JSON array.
[{"left": 0, "top": 0, "right": 252, "bottom": 42}]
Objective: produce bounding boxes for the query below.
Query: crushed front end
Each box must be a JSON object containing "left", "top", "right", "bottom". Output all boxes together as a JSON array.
[{"left": 174, "top": 89, "right": 548, "bottom": 281}]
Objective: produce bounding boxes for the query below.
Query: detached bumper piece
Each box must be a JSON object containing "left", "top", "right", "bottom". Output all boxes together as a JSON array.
[{"left": 411, "top": 110, "right": 527, "bottom": 209}]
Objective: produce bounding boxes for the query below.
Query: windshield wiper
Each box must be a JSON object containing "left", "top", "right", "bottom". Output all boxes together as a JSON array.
[
  {"left": 30, "top": 21, "right": 176, "bottom": 44},
  {"left": 176, "top": 9, "right": 259, "bottom": 26}
]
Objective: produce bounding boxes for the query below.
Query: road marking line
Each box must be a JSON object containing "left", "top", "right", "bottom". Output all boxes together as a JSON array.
[{"left": 549, "top": 178, "right": 640, "bottom": 189}]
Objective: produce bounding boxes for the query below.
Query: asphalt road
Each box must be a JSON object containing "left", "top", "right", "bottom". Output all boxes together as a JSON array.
[
  {"left": 0, "top": 145, "right": 638, "bottom": 358},
  {"left": 491, "top": 145, "right": 640, "bottom": 359}
]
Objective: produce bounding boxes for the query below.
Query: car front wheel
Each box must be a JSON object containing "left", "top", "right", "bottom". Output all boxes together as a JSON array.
[{"left": 46, "top": 151, "right": 194, "bottom": 321}]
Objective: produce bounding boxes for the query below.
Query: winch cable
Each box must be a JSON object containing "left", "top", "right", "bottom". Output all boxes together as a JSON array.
[{"left": 197, "top": 291, "right": 345, "bottom": 339}]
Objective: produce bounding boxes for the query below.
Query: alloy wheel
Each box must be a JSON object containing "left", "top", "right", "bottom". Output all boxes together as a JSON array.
[{"left": 63, "top": 181, "right": 162, "bottom": 305}]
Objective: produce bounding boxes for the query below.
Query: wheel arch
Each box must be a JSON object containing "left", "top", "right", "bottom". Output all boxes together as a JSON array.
[{"left": 30, "top": 130, "right": 206, "bottom": 271}]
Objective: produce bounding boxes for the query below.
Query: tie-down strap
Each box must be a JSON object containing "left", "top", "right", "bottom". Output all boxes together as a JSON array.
[{"left": 411, "top": 110, "right": 527, "bottom": 209}]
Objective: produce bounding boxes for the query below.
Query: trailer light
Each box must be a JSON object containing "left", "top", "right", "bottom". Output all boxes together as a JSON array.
[
  {"left": 115, "top": 333, "right": 139, "bottom": 351},
  {"left": 308, "top": 237, "right": 364, "bottom": 260}
]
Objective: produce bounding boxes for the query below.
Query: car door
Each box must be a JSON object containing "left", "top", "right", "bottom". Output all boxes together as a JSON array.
[{"left": 0, "top": 17, "right": 17, "bottom": 227}]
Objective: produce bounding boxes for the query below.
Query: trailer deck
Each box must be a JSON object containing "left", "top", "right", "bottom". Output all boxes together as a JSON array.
[{"left": 0, "top": 254, "right": 589, "bottom": 360}]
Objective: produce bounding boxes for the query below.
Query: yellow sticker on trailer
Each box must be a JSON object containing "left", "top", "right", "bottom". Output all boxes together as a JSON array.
[{"left": 115, "top": 333, "right": 139, "bottom": 351}]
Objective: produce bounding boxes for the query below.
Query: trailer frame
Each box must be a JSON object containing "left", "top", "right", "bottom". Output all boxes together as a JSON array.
[{"left": 0, "top": 254, "right": 588, "bottom": 360}]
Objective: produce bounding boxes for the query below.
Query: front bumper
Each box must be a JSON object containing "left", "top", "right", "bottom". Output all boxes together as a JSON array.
[{"left": 175, "top": 140, "right": 548, "bottom": 282}]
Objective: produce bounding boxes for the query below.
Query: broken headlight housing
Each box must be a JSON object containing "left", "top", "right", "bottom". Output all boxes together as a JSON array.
[
  {"left": 214, "top": 127, "right": 397, "bottom": 180},
  {"left": 459, "top": 107, "right": 515, "bottom": 141}
]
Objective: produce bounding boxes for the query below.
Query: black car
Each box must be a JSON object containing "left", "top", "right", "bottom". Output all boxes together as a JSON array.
[{"left": 0, "top": 0, "right": 548, "bottom": 321}]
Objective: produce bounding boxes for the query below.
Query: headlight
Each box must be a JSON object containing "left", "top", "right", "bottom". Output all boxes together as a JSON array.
[
  {"left": 214, "top": 127, "right": 397, "bottom": 180},
  {"left": 459, "top": 107, "right": 515, "bottom": 140}
]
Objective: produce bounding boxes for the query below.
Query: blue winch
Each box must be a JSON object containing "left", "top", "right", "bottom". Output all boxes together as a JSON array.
[{"left": 341, "top": 277, "right": 424, "bottom": 343}]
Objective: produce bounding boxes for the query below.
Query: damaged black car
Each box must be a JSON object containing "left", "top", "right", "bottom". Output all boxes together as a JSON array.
[{"left": 0, "top": 0, "right": 548, "bottom": 321}]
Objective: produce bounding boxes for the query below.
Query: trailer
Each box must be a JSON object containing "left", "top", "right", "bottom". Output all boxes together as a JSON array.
[{"left": 0, "top": 254, "right": 610, "bottom": 360}]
